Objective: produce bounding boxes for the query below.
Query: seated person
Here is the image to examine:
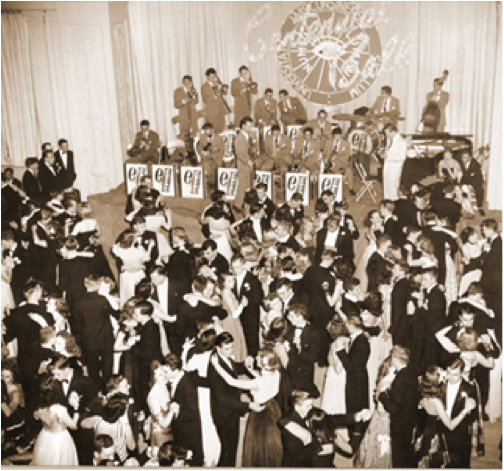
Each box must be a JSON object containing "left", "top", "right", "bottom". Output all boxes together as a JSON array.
[
  {"left": 264, "top": 125, "right": 292, "bottom": 175},
  {"left": 293, "top": 127, "right": 320, "bottom": 178},
  {"left": 196, "top": 123, "right": 226, "bottom": 192},
  {"left": 129, "top": 119, "right": 161, "bottom": 164},
  {"left": 367, "top": 85, "right": 401, "bottom": 127},
  {"left": 437, "top": 148, "right": 461, "bottom": 183},
  {"left": 278, "top": 89, "right": 307, "bottom": 126},
  {"left": 303, "top": 109, "right": 333, "bottom": 151}
]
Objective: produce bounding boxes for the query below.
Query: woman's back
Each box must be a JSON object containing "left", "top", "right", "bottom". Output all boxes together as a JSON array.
[
  {"left": 251, "top": 371, "right": 280, "bottom": 404},
  {"left": 35, "top": 405, "right": 68, "bottom": 433}
]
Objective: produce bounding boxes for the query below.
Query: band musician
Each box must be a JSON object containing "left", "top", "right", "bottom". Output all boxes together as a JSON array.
[
  {"left": 303, "top": 109, "right": 333, "bottom": 151},
  {"left": 254, "top": 88, "right": 279, "bottom": 127},
  {"left": 422, "top": 75, "right": 449, "bottom": 133},
  {"left": 196, "top": 123, "right": 225, "bottom": 193},
  {"left": 234, "top": 117, "right": 258, "bottom": 207},
  {"left": 173, "top": 75, "right": 199, "bottom": 150},
  {"left": 201, "top": 68, "right": 229, "bottom": 134},
  {"left": 231, "top": 66, "right": 258, "bottom": 127},
  {"left": 293, "top": 127, "right": 320, "bottom": 179},
  {"left": 367, "top": 85, "right": 401, "bottom": 127},
  {"left": 323, "top": 127, "right": 354, "bottom": 191},
  {"left": 278, "top": 90, "right": 307, "bottom": 127},
  {"left": 264, "top": 124, "right": 291, "bottom": 175},
  {"left": 131, "top": 119, "right": 161, "bottom": 164}
]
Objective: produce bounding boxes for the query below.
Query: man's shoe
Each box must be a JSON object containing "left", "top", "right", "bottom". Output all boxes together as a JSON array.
[{"left": 349, "top": 190, "right": 356, "bottom": 196}]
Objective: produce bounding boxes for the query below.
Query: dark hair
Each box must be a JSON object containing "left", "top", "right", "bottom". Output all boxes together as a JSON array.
[
  {"left": 182, "top": 75, "right": 192, "bottom": 82},
  {"left": 42, "top": 149, "right": 54, "bottom": 161},
  {"left": 420, "top": 366, "right": 443, "bottom": 398},
  {"left": 134, "top": 279, "right": 154, "bottom": 300},
  {"left": 264, "top": 87, "right": 273, "bottom": 94},
  {"left": 460, "top": 226, "right": 476, "bottom": 244},
  {"left": 291, "top": 192, "right": 303, "bottom": 202},
  {"left": 238, "top": 65, "right": 248, "bottom": 73},
  {"left": 327, "top": 317, "right": 348, "bottom": 341},
  {"left": 25, "top": 157, "right": 39, "bottom": 168},
  {"left": 307, "top": 407, "right": 334, "bottom": 444},
  {"left": 140, "top": 119, "right": 150, "bottom": 127},
  {"left": 381, "top": 85, "right": 392, "bottom": 95},
  {"left": 37, "top": 375, "right": 66, "bottom": 409},
  {"left": 56, "top": 331, "right": 81, "bottom": 357},
  {"left": 134, "top": 300, "right": 154, "bottom": 317},
  {"left": 215, "top": 332, "right": 234, "bottom": 348},
  {"left": 205, "top": 68, "right": 216, "bottom": 77},
  {"left": 384, "top": 123, "right": 397, "bottom": 133},
  {"left": 240, "top": 117, "right": 253, "bottom": 128},
  {"left": 263, "top": 317, "right": 288, "bottom": 344},
  {"left": 332, "top": 127, "right": 343, "bottom": 135},
  {"left": 481, "top": 218, "right": 499, "bottom": 233},
  {"left": 303, "top": 127, "right": 314, "bottom": 135},
  {"left": 347, "top": 315, "right": 363, "bottom": 329},
  {"left": 102, "top": 393, "right": 129, "bottom": 423},
  {"left": 195, "top": 328, "right": 217, "bottom": 352},
  {"left": 201, "top": 239, "right": 217, "bottom": 252},
  {"left": 250, "top": 202, "right": 263, "bottom": 215},
  {"left": 58, "top": 138, "right": 68, "bottom": 147},
  {"left": 279, "top": 89, "right": 288, "bottom": 96},
  {"left": 93, "top": 434, "right": 115, "bottom": 454},
  {"left": 256, "top": 182, "right": 268, "bottom": 191},
  {"left": 164, "top": 353, "right": 182, "bottom": 371},
  {"left": 362, "top": 291, "right": 382, "bottom": 317},
  {"left": 211, "top": 190, "right": 225, "bottom": 202},
  {"left": 288, "top": 302, "right": 309, "bottom": 319}
]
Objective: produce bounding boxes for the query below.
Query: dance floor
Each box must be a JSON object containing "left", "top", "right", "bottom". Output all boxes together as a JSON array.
[{"left": 88, "top": 178, "right": 502, "bottom": 469}]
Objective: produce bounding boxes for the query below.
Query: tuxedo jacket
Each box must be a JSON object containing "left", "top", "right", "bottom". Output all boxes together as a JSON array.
[
  {"left": 277, "top": 203, "right": 304, "bottom": 233},
  {"left": 264, "top": 134, "right": 291, "bottom": 160},
  {"left": 129, "top": 319, "right": 163, "bottom": 368},
  {"left": 390, "top": 277, "right": 411, "bottom": 345},
  {"left": 38, "top": 160, "right": 61, "bottom": 201},
  {"left": 2, "top": 184, "right": 23, "bottom": 225},
  {"left": 3, "top": 303, "right": 54, "bottom": 376},
  {"left": 207, "top": 253, "right": 229, "bottom": 279},
  {"left": 173, "top": 86, "right": 199, "bottom": 135},
  {"left": 302, "top": 265, "right": 335, "bottom": 330},
  {"left": 431, "top": 197, "right": 461, "bottom": 229},
  {"left": 315, "top": 226, "right": 355, "bottom": 264},
  {"left": 66, "top": 372, "right": 100, "bottom": 415},
  {"left": 233, "top": 271, "right": 263, "bottom": 340},
  {"left": 365, "top": 251, "right": 390, "bottom": 293},
  {"left": 393, "top": 197, "right": 417, "bottom": 232},
  {"left": 22, "top": 170, "right": 43, "bottom": 202},
  {"left": 481, "top": 235, "right": 502, "bottom": 295},
  {"left": 207, "top": 353, "right": 251, "bottom": 428},
  {"left": 285, "top": 324, "right": 322, "bottom": 398},
  {"left": 379, "top": 365, "right": 420, "bottom": 437},
  {"left": 422, "top": 225, "right": 458, "bottom": 283},
  {"left": 337, "top": 332, "right": 370, "bottom": 411},
  {"left": 57, "top": 256, "right": 95, "bottom": 311},
  {"left": 322, "top": 137, "right": 352, "bottom": 167},
  {"left": 254, "top": 97, "right": 278, "bottom": 126},
  {"left": 54, "top": 150, "right": 76, "bottom": 189},
  {"left": 172, "top": 371, "right": 203, "bottom": 466},
  {"left": 447, "top": 299, "right": 497, "bottom": 332},
  {"left": 423, "top": 285, "right": 447, "bottom": 334},
  {"left": 72, "top": 292, "right": 115, "bottom": 352},
  {"left": 236, "top": 216, "right": 271, "bottom": 243},
  {"left": 257, "top": 197, "right": 276, "bottom": 222},
  {"left": 341, "top": 295, "right": 361, "bottom": 318},
  {"left": 383, "top": 216, "right": 403, "bottom": 246},
  {"left": 26, "top": 342, "right": 57, "bottom": 379},
  {"left": 164, "top": 248, "right": 193, "bottom": 315},
  {"left": 196, "top": 133, "right": 225, "bottom": 165},
  {"left": 460, "top": 159, "right": 483, "bottom": 189},
  {"left": 278, "top": 97, "right": 307, "bottom": 126}
]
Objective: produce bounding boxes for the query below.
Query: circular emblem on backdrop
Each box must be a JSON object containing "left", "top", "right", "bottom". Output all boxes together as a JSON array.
[{"left": 277, "top": 1, "right": 382, "bottom": 105}]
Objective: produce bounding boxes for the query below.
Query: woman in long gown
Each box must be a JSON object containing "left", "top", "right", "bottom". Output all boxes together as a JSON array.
[
  {"left": 321, "top": 317, "right": 348, "bottom": 415},
  {"left": 1, "top": 249, "right": 15, "bottom": 317},
  {"left": 71, "top": 203, "right": 100, "bottom": 249},
  {"left": 210, "top": 348, "right": 284, "bottom": 467},
  {"left": 220, "top": 273, "right": 247, "bottom": 362},
  {"left": 415, "top": 366, "right": 477, "bottom": 468},
  {"left": 31, "top": 376, "right": 79, "bottom": 466},
  {"left": 136, "top": 201, "right": 172, "bottom": 262},
  {"left": 355, "top": 355, "right": 395, "bottom": 468},
  {"left": 207, "top": 210, "right": 233, "bottom": 262},
  {"left": 184, "top": 329, "right": 222, "bottom": 467},
  {"left": 459, "top": 227, "right": 485, "bottom": 296},
  {"left": 354, "top": 210, "right": 383, "bottom": 294},
  {"left": 1, "top": 363, "right": 27, "bottom": 450},
  {"left": 260, "top": 293, "right": 283, "bottom": 345},
  {"left": 112, "top": 230, "right": 152, "bottom": 306}
]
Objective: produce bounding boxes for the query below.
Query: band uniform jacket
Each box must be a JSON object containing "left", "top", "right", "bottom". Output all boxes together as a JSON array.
[
  {"left": 264, "top": 134, "right": 291, "bottom": 161},
  {"left": 303, "top": 119, "right": 333, "bottom": 149},
  {"left": 254, "top": 97, "right": 278, "bottom": 126},
  {"left": 292, "top": 138, "right": 319, "bottom": 171},
  {"left": 54, "top": 150, "right": 76, "bottom": 190},
  {"left": 322, "top": 137, "right": 352, "bottom": 170},
  {"left": 278, "top": 97, "right": 307, "bottom": 126},
  {"left": 133, "top": 130, "right": 160, "bottom": 161},
  {"left": 368, "top": 95, "right": 401, "bottom": 125},
  {"left": 196, "top": 133, "right": 225, "bottom": 166},
  {"left": 231, "top": 77, "right": 258, "bottom": 125},
  {"left": 173, "top": 86, "right": 199, "bottom": 138},
  {"left": 201, "top": 81, "right": 228, "bottom": 134}
]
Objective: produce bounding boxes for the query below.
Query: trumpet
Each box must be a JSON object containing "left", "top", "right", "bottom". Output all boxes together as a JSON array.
[
  {"left": 188, "top": 89, "right": 198, "bottom": 100},
  {"left": 247, "top": 81, "right": 258, "bottom": 91},
  {"left": 215, "top": 74, "right": 231, "bottom": 113}
]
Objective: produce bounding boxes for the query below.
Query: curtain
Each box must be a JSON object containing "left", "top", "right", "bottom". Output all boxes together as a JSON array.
[
  {"left": 487, "top": 2, "right": 502, "bottom": 210},
  {"left": 1, "top": 11, "right": 40, "bottom": 165}
]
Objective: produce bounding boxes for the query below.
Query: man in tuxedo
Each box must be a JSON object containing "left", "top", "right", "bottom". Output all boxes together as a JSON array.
[
  {"left": 303, "top": 109, "right": 333, "bottom": 151},
  {"left": 2, "top": 229, "right": 30, "bottom": 304},
  {"left": 393, "top": 184, "right": 418, "bottom": 236},
  {"left": 276, "top": 277, "right": 306, "bottom": 315},
  {"left": 53, "top": 196, "right": 82, "bottom": 234},
  {"left": 380, "top": 199, "right": 403, "bottom": 246},
  {"left": 264, "top": 124, "right": 292, "bottom": 175},
  {"left": 460, "top": 151, "right": 485, "bottom": 215},
  {"left": 54, "top": 138, "right": 77, "bottom": 192},
  {"left": 336, "top": 315, "right": 370, "bottom": 452},
  {"left": 38, "top": 149, "right": 61, "bottom": 202},
  {"left": 255, "top": 182, "right": 276, "bottom": 222},
  {"left": 366, "top": 233, "right": 392, "bottom": 293},
  {"left": 234, "top": 117, "right": 257, "bottom": 207},
  {"left": 278, "top": 89, "right": 307, "bottom": 126},
  {"left": 379, "top": 346, "right": 420, "bottom": 468},
  {"left": 419, "top": 267, "right": 447, "bottom": 370},
  {"left": 431, "top": 185, "right": 462, "bottom": 229},
  {"left": 173, "top": 75, "right": 199, "bottom": 148},
  {"left": 367, "top": 85, "right": 401, "bottom": 127},
  {"left": 27, "top": 326, "right": 58, "bottom": 380},
  {"left": 130, "top": 214, "right": 159, "bottom": 272},
  {"left": 129, "top": 300, "right": 163, "bottom": 412},
  {"left": 175, "top": 276, "right": 227, "bottom": 353},
  {"left": 278, "top": 390, "right": 371, "bottom": 467},
  {"left": 323, "top": 127, "right": 353, "bottom": 188},
  {"left": 440, "top": 359, "right": 478, "bottom": 468},
  {"left": 201, "top": 68, "right": 229, "bottom": 134},
  {"left": 207, "top": 333, "right": 261, "bottom": 467},
  {"left": 50, "top": 355, "right": 100, "bottom": 465},
  {"left": 315, "top": 214, "right": 356, "bottom": 270},
  {"left": 2, "top": 168, "right": 26, "bottom": 228},
  {"left": 233, "top": 202, "right": 270, "bottom": 244},
  {"left": 480, "top": 219, "right": 502, "bottom": 343},
  {"left": 293, "top": 127, "right": 320, "bottom": 176},
  {"left": 163, "top": 353, "right": 204, "bottom": 466},
  {"left": 389, "top": 261, "right": 411, "bottom": 346},
  {"left": 22, "top": 157, "right": 43, "bottom": 204},
  {"left": 132, "top": 119, "right": 160, "bottom": 164},
  {"left": 277, "top": 193, "right": 304, "bottom": 234},
  {"left": 199, "top": 190, "right": 235, "bottom": 238},
  {"left": 285, "top": 302, "right": 323, "bottom": 398},
  {"left": 231, "top": 254, "right": 263, "bottom": 357},
  {"left": 383, "top": 123, "right": 407, "bottom": 200},
  {"left": 231, "top": 65, "right": 258, "bottom": 126},
  {"left": 201, "top": 239, "right": 229, "bottom": 278},
  {"left": 72, "top": 274, "right": 116, "bottom": 388},
  {"left": 254, "top": 87, "right": 278, "bottom": 127}
]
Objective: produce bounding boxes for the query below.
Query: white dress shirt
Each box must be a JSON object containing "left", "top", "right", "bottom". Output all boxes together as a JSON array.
[
  {"left": 236, "top": 271, "right": 247, "bottom": 296},
  {"left": 60, "top": 152, "right": 68, "bottom": 169},
  {"left": 446, "top": 380, "right": 461, "bottom": 417},
  {"left": 324, "top": 229, "right": 339, "bottom": 248}
]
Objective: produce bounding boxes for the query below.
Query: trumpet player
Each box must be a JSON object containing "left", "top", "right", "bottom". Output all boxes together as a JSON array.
[
  {"left": 234, "top": 117, "right": 257, "bottom": 208},
  {"left": 254, "top": 88, "right": 278, "bottom": 127},
  {"left": 278, "top": 89, "right": 307, "bottom": 126},
  {"left": 173, "top": 75, "right": 199, "bottom": 148},
  {"left": 292, "top": 127, "right": 320, "bottom": 177},
  {"left": 201, "top": 68, "right": 229, "bottom": 134},
  {"left": 323, "top": 128, "right": 355, "bottom": 195},
  {"left": 196, "top": 123, "right": 225, "bottom": 192},
  {"left": 231, "top": 65, "right": 258, "bottom": 127}
]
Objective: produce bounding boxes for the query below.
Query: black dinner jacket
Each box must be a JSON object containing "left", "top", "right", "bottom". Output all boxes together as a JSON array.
[
  {"left": 277, "top": 203, "right": 304, "bottom": 233},
  {"left": 57, "top": 256, "right": 95, "bottom": 311},
  {"left": 315, "top": 226, "right": 354, "bottom": 264},
  {"left": 237, "top": 216, "right": 271, "bottom": 242},
  {"left": 383, "top": 216, "right": 403, "bottom": 246},
  {"left": 481, "top": 235, "right": 502, "bottom": 296},
  {"left": 258, "top": 197, "right": 277, "bottom": 222},
  {"left": 38, "top": 160, "right": 61, "bottom": 200},
  {"left": 366, "top": 251, "right": 390, "bottom": 294},
  {"left": 461, "top": 159, "right": 483, "bottom": 188},
  {"left": 393, "top": 197, "right": 417, "bottom": 232},
  {"left": 301, "top": 265, "right": 335, "bottom": 330},
  {"left": 390, "top": 277, "right": 411, "bottom": 345},
  {"left": 207, "top": 252, "right": 230, "bottom": 278},
  {"left": 422, "top": 225, "right": 457, "bottom": 284},
  {"left": 432, "top": 197, "right": 462, "bottom": 229},
  {"left": 423, "top": 284, "right": 447, "bottom": 333},
  {"left": 129, "top": 318, "right": 163, "bottom": 366},
  {"left": 54, "top": 149, "right": 76, "bottom": 189},
  {"left": 233, "top": 270, "right": 263, "bottom": 312},
  {"left": 22, "top": 170, "right": 43, "bottom": 202}
]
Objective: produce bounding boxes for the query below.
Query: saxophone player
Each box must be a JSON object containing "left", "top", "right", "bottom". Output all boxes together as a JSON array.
[
  {"left": 196, "top": 123, "right": 225, "bottom": 192},
  {"left": 322, "top": 128, "right": 355, "bottom": 194},
  {"left": 254, "top": 88, "right": 278, "bottom": 127},
  {"left": 264, "top": 124, "right": 291, "bottom": 175},
  {"left": 292, "top": 127, "right": 320, "bottom": 178},
  {"left": 173, "top": 75, "right": 199, "bottom": 149},
  {"left": 201, "top": 68, "right": 229, "bottom": 134},
  {"left": 231, "top": 65, "right": 258, "bottom": 126}
]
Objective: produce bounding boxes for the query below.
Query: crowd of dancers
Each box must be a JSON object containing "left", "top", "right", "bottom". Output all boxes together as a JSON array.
[{"left": 0, "top": 134, "right": 502, "bottom": 468}]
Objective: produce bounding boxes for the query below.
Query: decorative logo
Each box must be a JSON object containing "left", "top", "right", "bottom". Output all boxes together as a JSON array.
[{"left": 277, "top": 1, "right": 382, "bottom": 105}]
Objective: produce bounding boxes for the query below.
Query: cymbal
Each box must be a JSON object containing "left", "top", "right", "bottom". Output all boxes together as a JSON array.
[
  {"left": 332, "top": 114, "right": 370, "bottom": 122},
  {"left": 372, "top": 115, "right": 406, "bottom": 122}
]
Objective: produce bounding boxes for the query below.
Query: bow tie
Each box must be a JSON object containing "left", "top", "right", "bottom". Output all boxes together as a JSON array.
[{"left": 61, "top": 379, "right": 69, "bottom": 384}]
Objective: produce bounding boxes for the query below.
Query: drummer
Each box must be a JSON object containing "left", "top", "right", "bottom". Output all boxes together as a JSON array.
[
  {"left": 302, "top": 109, "right": 333, "bottom": 151},
  {"left": 367, "top": 85, "right": 401, "bottom": 128}
]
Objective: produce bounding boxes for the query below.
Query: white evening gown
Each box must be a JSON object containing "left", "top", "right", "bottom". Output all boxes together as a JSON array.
[
  {"left": 321, "top": 341, "right": 347, "bottom": 414},
  {"left": 354, "top": 238, "right": 377, "bottom": 294},
  {"left": 185, "top": 350, "right": 221, "bottom": 466},
  {"left": 208, "top": 218, "right": 233, "bottom": 262},
  {"left": 486, "top": 353, "right": 502, "bottom": 423},
  {"left": 145, "top": 213, "right": 172, "bottom": 261}
]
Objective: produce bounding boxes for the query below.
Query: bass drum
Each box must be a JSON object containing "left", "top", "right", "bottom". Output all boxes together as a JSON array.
[{"left": 347, "top": 126, "right": 381, "bottom": 155}]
